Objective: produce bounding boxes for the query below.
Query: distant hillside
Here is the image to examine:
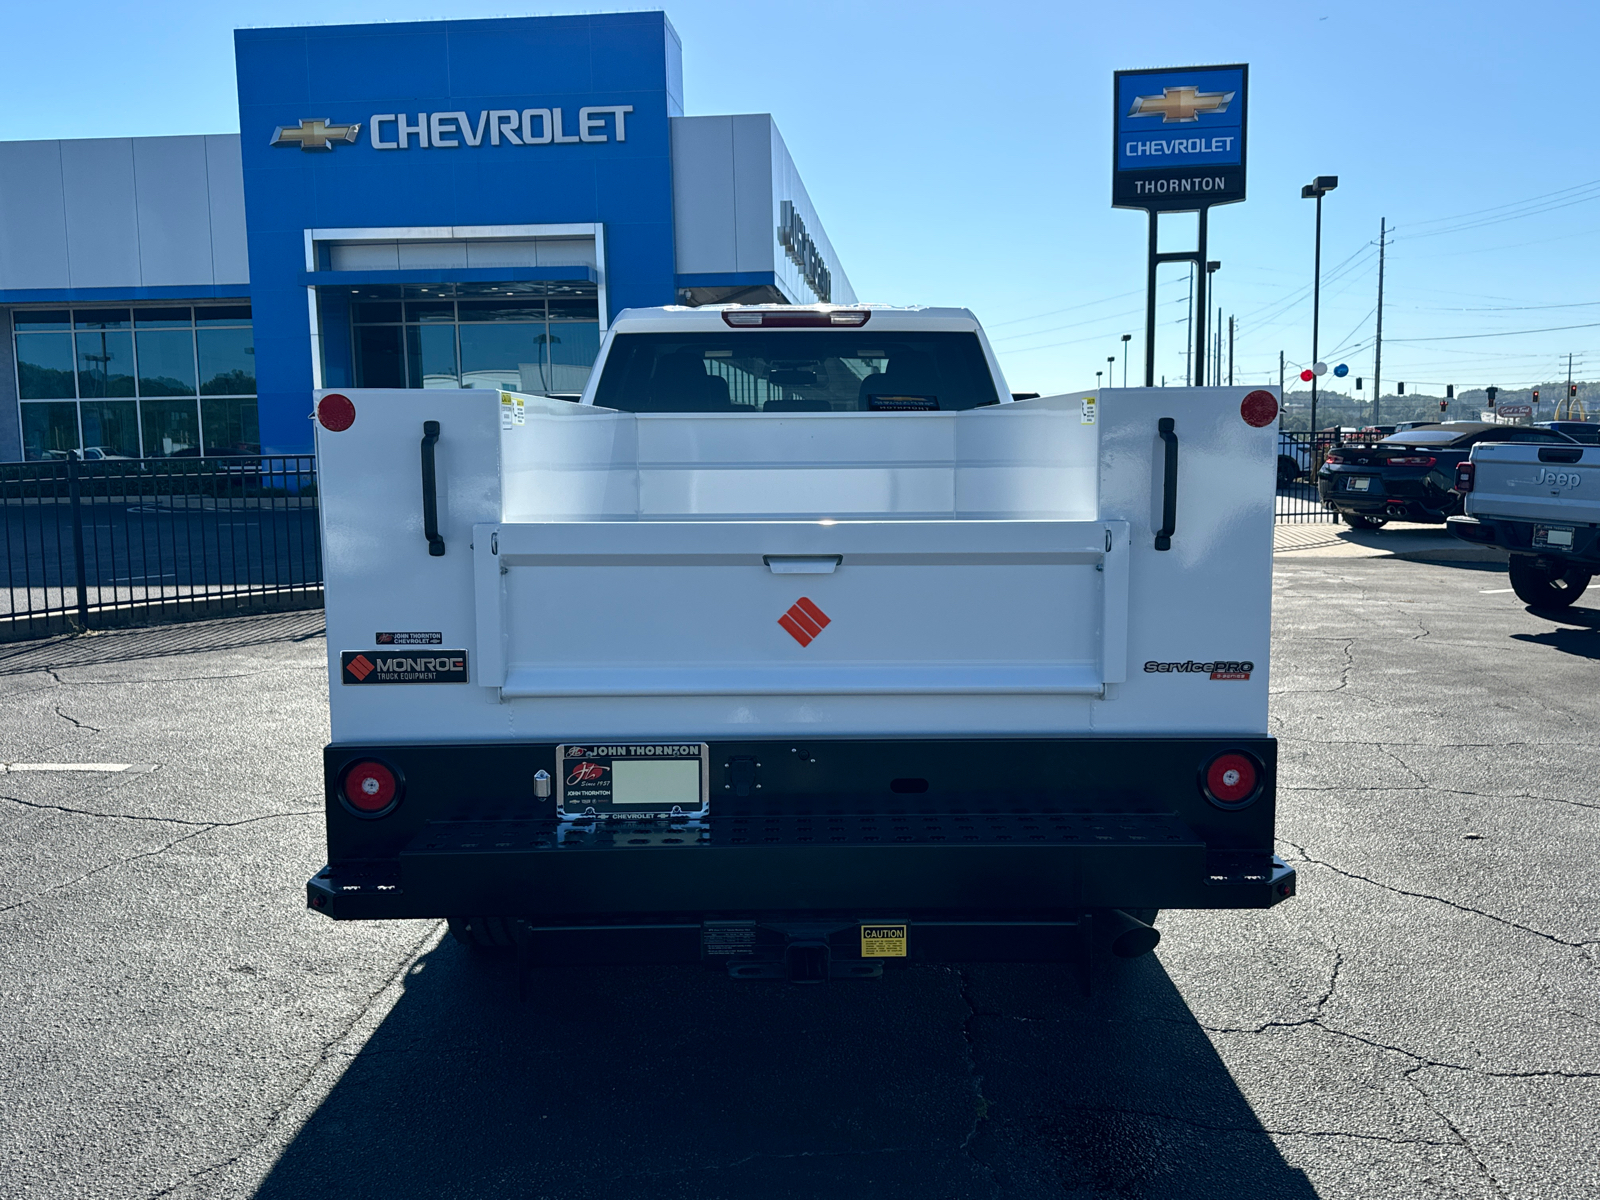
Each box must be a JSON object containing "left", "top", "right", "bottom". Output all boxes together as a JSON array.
[{"left": 1277, "top": 382, "right": 1597, "bottom": 430}]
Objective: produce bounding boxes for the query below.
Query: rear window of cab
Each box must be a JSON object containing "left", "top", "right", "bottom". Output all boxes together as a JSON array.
[{"left": 592, "top": 331, "right": 1002, "bottom": 413}]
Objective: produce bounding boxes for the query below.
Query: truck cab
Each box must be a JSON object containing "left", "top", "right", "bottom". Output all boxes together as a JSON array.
[{"left": 307, "top": 304, "right": 1293, "bottom": 979}]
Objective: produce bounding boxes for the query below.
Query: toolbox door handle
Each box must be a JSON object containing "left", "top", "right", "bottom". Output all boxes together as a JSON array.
[
  {"left": 764, "top": 555, "right": 841, "bottom": 574},
  {"left": 421, "top": 420, "right": 445, "bottom": 557},
  {"left": 1155, "top": 417, "right": 1178, "bottom": 552}
]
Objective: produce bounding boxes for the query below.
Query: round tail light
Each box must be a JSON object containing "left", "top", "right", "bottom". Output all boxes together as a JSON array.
[
  {"left": 341, "top": 759, "right": 401, "bottom": 817},
  {"left": 1202, "top": 751, "right": 1262, "bottom": 808}
]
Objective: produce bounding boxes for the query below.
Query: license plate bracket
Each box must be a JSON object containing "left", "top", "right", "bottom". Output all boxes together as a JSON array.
[
  {"left": 1534, "top": 524, "right": 1576, "bottom": 549},
  {"left": 1347, "top": 476, "right": 1372, "bottom": 492},
  {"left": 556, "top": 743, "right": 710, "bottom": 820}
]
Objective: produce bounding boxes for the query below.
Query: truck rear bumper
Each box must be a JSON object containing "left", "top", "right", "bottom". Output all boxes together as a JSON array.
[
  {"left": 307, "top": 811, "right": 1295, "bottom": 924},
  {"left": 1449, "top": 514, "right": 1600, "bottom": 563}
]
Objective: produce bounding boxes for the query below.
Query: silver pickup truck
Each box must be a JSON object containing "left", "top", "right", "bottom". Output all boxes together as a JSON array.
[{"left": 1448, "top": 441, "right": 1599, "bottom": 607}]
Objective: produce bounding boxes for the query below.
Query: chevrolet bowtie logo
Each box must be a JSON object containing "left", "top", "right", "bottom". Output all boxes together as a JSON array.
[
  {"left": 270, "top": 118, "right": 361, "bottom": 151},
  {"left": 1127, "top": 86, "right": 1235, "bottom": 123}
]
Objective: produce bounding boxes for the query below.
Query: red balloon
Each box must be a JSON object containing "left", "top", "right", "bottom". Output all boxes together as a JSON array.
[{"left": 1299, "top": 369, "right": 1315, "bottom": 382}]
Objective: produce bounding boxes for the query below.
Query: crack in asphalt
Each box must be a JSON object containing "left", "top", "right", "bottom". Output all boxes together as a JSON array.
[
  {"left": 949, "top": 966, "right": 1002, "bottom": 1196},
  {"left": 1280, "top": 782, "right": 1600, "bottom": 813},
  {"left": 1042, "top": 1102, "right": 1462, "bottom": 1148},
  {"left": 141, "top": 922, "right": 444, "bottom": 1200},
  {"left": 51, "top": 703, "right": 101, "bottom": 733},
  {"left": 1280, "top": 838, "right": 1598, "bottom": 950},
  {"left": 0, "top": 809, "right": 317, "bottom": 915},
  {"left": 1401, "top": 1067, "right": 1511, "bottom": 1199},
  {"left": 0, "top": 791, "right": 317, "bottom": 828}
]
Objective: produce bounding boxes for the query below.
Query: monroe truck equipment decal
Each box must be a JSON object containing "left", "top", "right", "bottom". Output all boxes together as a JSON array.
[
  {"left": 778, "top": 597, "right": 831, "bottom": 646},
  {"left": 340, "top": 651, "right": 468, "bottom": 684}
]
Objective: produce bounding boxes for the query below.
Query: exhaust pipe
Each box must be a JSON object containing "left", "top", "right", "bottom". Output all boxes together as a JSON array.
[{"left": 1104, "top": 909, "right": 1161, "bottom": 959}]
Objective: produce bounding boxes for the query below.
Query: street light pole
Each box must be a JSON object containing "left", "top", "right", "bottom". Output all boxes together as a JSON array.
[
  {"left": 1121, "top": 334, "right": 1132, "bottom": 387},
  {"left": 1302, "top": 176, "right": 1339, "bottom": 436}
]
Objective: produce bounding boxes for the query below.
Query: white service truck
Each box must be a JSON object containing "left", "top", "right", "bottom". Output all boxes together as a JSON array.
[
  {"left": 307, "top": 304, "right": 1294, "bottom": 980},
  {"left": 1449, "top": 439, "right": 1599, "bottom": 607}
]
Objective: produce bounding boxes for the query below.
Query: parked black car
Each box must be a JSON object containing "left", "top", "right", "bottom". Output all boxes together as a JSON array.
[
  {"left": 1535, "top": 420, "right": 1600, "bottom": 444},
  {"left": 1317, "top": 422, "right": 1576, "bottom": 529}
]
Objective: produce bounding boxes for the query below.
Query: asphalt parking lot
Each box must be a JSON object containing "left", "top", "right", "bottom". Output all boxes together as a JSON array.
[{"left": 1, "top": 553, "right": 1596, "bottom": 1200}]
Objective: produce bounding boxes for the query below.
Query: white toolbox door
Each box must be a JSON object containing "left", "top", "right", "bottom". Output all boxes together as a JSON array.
[{"left": 475, "top": 519, "right": 1128, "bottom": 698}]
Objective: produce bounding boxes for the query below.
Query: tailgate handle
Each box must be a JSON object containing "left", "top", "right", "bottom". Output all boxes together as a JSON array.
[
  {"left": 421, "top": 420, "right": 445, "bottom": 557},
  {"left": 1539, "top": 447, "right": 1582, "bottom": 463},
  {"left": 764, "top": 555, "right": 841, "bottom": 574},
  {"left": 1155, "top": 417, "right": 1178, "bottom": 551}
]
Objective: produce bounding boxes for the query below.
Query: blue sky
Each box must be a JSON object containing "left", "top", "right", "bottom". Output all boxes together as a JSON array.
[{"left": 5, "top": 0, "right": 1598, "bottom": 398}]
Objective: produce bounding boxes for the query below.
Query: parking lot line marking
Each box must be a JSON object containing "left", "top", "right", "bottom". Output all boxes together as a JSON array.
[
  {"left": 0, "top": 763, "right": 152, "bottom": 773},
  {"left": 1479, "top": 588, "right": 1514, "bottom": 594}
]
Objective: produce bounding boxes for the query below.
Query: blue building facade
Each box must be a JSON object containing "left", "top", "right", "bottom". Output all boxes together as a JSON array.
[{"left": 0, "top": 13, "right": 852, "bottom": 460}]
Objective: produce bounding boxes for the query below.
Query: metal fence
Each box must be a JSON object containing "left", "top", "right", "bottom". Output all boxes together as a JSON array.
[
  {"left": 2, "top": 454, "right": 321, "bottom": 641},
  {"left": 1275, "top": 430, "right": 1342, "bottom": 524}
]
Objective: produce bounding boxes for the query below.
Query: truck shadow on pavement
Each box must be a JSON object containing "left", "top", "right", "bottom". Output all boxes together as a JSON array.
[
  {"left": 1510, "top": 602, "right": 1600, "bottom": 659},
  {"left": 252, "top": 938, "right": 1319, "bottom": 1200}
]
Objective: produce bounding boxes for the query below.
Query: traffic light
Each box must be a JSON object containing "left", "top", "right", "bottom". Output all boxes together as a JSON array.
[
  {"left": 1533, "top": 388, "right": 1540, "bottom": 402},
  {"left": 1439, "top": 400, "right": 1448, "bottom": 412},
  {"left": 1446, "top": 385, "right": 1454, "bottom": 399},
  {"left": 1572, "top": 384, "right": 1580, "bottom": 398},
  {"left": 1355, "top": 377, "right": 1363, "bottom": 390},
  {"left": 1487, "top": 386, "right": 1499, "bottom": 406},
  {"left": 1398, "top": 382, "right": 1405, "bottom": 395}
]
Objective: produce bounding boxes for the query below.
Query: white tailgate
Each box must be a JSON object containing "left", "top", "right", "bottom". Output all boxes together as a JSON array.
[{"left": 475, "top": 518, "right": 1128, "bottom": 698}]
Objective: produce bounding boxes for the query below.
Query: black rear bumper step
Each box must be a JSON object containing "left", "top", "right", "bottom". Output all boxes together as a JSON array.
[{"left": 306, "top": 812, "right": 1294, "bottom": 920}]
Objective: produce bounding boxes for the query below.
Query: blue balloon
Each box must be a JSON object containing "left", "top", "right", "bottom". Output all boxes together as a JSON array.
[{"left": 1333, "top": 363, "right": 1349, "bottom": 378}]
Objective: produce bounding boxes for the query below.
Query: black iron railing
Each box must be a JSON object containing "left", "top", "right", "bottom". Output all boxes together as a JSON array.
[
  {"left": 1, "top": 454, "right": 321, "bottom": 641},
  {"left": 1275, "top": 431, "right": 1342, "bottom": 524}
]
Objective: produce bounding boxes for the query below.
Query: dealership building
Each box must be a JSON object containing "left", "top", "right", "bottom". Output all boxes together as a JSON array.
[{"left": 0, "top": 12, "right": 853, "bottom": 461}]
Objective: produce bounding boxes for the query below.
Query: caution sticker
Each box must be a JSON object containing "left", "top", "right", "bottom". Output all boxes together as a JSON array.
[
  {"left": 860, "top": 924, "right": 908, "bottom": 958},
  {"left": 1081, "top": 395, "right": 1098, "bottom": 425},
  {"left": 500, "top": 391, "right": 526, "bottom": 428}
]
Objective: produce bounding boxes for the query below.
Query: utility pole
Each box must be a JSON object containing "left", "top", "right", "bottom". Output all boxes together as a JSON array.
[
  {"left": 1279, "top": 350, "right": 1285, "bottom": 406},
  {"left": 1214, "top": 307, "right": 1222, "bottom": 387},
  {"left": 1373, "top": 217, "right": 1386, "bottom": 426},
  {"left": 1184, "top": 263, "right": 1195, "bottom": 385},
  {"left": 1227, "top": 316, "right": 1235, "bottom": 386},
  {"left": 1566, "top": 352, "right": 1574, "bottom": 420}
]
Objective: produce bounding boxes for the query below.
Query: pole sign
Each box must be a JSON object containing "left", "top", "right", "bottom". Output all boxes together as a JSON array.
[{"left": 1113, "top": 64, "right": 1248, "bottom": 212}]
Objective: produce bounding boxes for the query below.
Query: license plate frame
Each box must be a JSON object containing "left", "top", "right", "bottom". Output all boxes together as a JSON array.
[
  {"left": 1346, "top": 476, "right": 1373, "bottom": 492},
  {"left": 556, "top": 743, "right": 710, "bottom": 820},
  {"left": 1533, "top": 524, "right": 1576, "bottom": 549}
]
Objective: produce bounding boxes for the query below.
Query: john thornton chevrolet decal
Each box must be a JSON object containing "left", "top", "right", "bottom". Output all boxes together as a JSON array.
[{"left": 340, "top": 650, "right": 468, "bottom": 684}]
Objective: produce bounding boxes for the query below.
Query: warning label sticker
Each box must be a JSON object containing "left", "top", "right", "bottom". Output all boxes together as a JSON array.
[
  {"left": 500, "top": 391, "right": 526, "bottom": 429},
  {"left": 341, "top": 651, "right": 469, "bottom": 684},
  {"left": 860, "top": 924, "right": 908, "bottom": 958}
]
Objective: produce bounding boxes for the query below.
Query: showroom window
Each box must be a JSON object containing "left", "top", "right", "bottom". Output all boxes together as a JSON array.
[
  {"left": 346, "top": 284, "right": 601, "bottom": 395},
  {"left": 13, "top": 305, "right": 256, "bottom": 461}
]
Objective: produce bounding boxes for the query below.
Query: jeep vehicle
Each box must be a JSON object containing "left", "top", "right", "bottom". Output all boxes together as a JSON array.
[{"left": 1449, "top": 439, "right": 1600, "bottom": 607}]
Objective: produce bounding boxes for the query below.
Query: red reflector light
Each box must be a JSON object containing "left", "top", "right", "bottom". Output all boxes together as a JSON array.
[
  {"left": 1203, "top": 752, "right": 1260, "bottom": 808},
  {"left": 342, "top": 760, "right": 399, "bottom": 815},
  {"left": 1240, "top": 390, "right": 1278, "bottom": 427},
  {"left": 1455, "top": 462, "right": 1475, "bottom": 492},
  {"left": 1387, "top": 455, "right": 1436, "bottom": 467},
  {"left": 318, "top": 393, "right": 356, "bottom": 432},
  {"left": 1324, "top": 452, "right": 1345, "bottom": 465}
]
